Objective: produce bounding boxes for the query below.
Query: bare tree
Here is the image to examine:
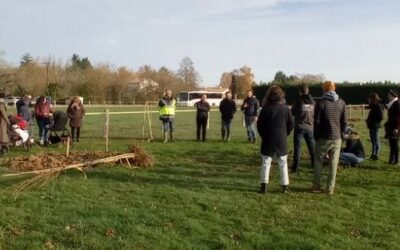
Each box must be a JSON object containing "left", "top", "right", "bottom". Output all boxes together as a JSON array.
[
  {"left": 177, "top": 56, "right": 201, "bottom": 89},
  {"left": 219, "top": 72, "right": 232, "bottom": 88}
]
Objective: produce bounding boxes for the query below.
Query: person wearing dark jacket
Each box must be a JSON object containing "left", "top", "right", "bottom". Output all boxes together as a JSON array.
[
  {"left": 16, "top": 94, "right": 34, "bottom": 135},
  {"left": 366, "top": 93, "right": 385, "bottom": 161},
  {"left": 340, "top": 132, "right": 365, "bottom": 166},
  {"left": 257, "top": 85, "right": 294, "bottom": 194},
  {"left": 313, "top": 81, "right": 347, "bottom": 195},
  {"left": 219, "top": 92, "right": 236, "bottom": 141},
  {"left": 241, "top": 90, "right": 260, "bottom": 143},
  {"left": 195, "top": 94, "right": 210, "bottom": 142},
  {"left": 291, "top": 84, "right": 316, "bottom": 173},
  {"left": 384, "top": 89, "right": 400, "bottom": 165},
  {"left": 67, "top": 96, "right": 85, "bottom": 142}
]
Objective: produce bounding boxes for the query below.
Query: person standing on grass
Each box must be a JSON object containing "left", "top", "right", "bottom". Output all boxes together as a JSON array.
[
  {"left": 67, "top": 96, "right": 85, "bottom": 142},
  {"left": 241, "top": 90, "right": 260, "bottom": 143},
  {"left": 16, "top": 94, "right": 34, "bottom": 136},
  {"left": 35, "top": 95, "right": 52, "bottom": 146},
  {"left": 312, "top": 81, "right": 347, "bottom": 195},
  {"left": 195, "top": 94, "right": 210, "bottom": 142},
  {"left": 219, "top": 92, "right": 236, "bottom": 141},
  {"left": 290, "top": 84, "right": 316, "bottom": 173},
  {"left": 384, "top": 89, "right": 400, "bottom": 165},
  {"left": 257, "top": 85, "right": 294, "bottom": 194},
  {"left": 159, "top": 89, "right": 177, "bottom": 143},
  {"left": 366, "top": 93, "right": 385, "bottom": 161}
]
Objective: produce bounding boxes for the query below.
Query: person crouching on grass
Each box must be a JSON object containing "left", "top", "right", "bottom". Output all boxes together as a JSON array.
[
  {"left": 67, "top": 96, "right": 85, "bottom": 142},
  {"left": 257, "top": 85, "right": 294, "bottom": 194},
  {"left": 195, "top": 94, "right": 210, "bottom": 142}
]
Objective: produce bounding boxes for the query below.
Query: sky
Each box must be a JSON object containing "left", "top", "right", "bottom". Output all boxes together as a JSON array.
[{"left": 1, "top": 0, "right": 400, "bottom": 86}]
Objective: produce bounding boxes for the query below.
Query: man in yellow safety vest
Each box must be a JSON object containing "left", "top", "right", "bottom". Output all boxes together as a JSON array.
[{"left": 159, "top": 89, "right": 176, "bottom": 143}]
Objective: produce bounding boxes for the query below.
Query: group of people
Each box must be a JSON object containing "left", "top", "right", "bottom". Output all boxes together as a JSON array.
[
  {"left": 0, "top": 95, "right": 86, "bottom": 148},
  {"left": 158, "top": 82, "right": 399, "bottom": 195}
]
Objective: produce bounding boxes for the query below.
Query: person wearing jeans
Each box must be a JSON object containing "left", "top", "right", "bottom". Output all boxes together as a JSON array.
[
  {"left": 159, "top": 89, "right": 177, "bottom": 143},
  {"left": 241, "top": 90, "right": 260, "bottom": 143},
  {"left": 257, "top": 85, "right": 293, "bottom": 194},
  {"left": 313, "top": 81, "right": 347, "bottom": 195},
  {"left": 291, "top": 84, "right": 316, "bottom": 173},
  {"left": 35, "top": 96, "right": 52, "bottom": 145},
  {"left": 340, "top": 132, "right": 365, "bottom": 166},
  {"left": 219, "top": 92, "right": 237, "bottom": 141},
  {"left": 366, "top": 93, "right": 385, "bottom": 161}
]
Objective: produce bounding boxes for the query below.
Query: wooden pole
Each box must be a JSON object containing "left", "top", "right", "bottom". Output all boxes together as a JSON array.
[
  {"left": 142, "top": 102, "right": 147, "bottom": 140},
  {"left": 66, "top": 137, "right": 70, "bottom": 157},
  {"left": 104, "top": 108, "right": 110, "bottom": 152},
  {"left": 207, "top": 111, "right": 210, "bottom": 130},
  {"left": 147, "top": 102, "right": 153, "bottom": 141},
  {"left": 361, "top": 104, "right": 365, "bottom": 117},
  {"left": 348, "top": 104, "right": 352, "bottom": 118}
]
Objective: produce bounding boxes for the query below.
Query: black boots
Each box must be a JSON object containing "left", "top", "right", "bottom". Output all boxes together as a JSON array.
[
  {"left": 258, "top": 184, "right": 289, "bottom": 194},
  {"left": 258, "top": 183, "right": 266, "bottom": 194}
]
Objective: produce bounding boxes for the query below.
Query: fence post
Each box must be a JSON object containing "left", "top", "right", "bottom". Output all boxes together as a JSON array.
[
  {"left": 361, "top": 104, "right": 365, "bottom": 117},
  {"left": 349, "top": 104, "right": 352, "bottom": 118},
  {"left": 104, "top": 108, "right": 110, "bottom": 152}
]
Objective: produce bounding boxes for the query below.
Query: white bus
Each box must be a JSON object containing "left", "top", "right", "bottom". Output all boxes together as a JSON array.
[{"left": 177, "top": 89, "right": 229, "bottom": 107}]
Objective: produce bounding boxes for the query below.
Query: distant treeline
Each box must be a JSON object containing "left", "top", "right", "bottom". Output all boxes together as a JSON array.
[{"left": 253, "top": 83, "right": 400, "bottom": 105}]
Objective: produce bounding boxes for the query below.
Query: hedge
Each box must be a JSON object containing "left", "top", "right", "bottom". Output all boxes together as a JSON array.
[{"left": 253, "top": 83, "right": 400, "bottom": 105}]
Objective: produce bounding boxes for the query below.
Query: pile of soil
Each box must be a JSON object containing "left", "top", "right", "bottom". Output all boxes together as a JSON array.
[{"left": 4, "top": 143, "right": 154, "bottom": 172}]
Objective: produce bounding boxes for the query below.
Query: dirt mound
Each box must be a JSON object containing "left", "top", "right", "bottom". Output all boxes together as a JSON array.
[{"left": 5, "top": 142, "right": 154, "bottom": 172}]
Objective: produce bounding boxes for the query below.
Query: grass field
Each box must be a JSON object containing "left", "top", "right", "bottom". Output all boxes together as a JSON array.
[{"left": 0, "top": 106, "right": 399, "bottom": 249}]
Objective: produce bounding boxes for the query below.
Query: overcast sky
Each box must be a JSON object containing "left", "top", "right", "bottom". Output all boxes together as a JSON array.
[{"left": 1, "top": 0, "right": 400, "bottom": 85}]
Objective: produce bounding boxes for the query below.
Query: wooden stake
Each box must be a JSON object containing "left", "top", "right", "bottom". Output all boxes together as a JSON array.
[
  {"left": 104, "top": 108, "right": 110, "bottom": 152},
  {"left": 147, "top": 102, "right": 153, "bottom": 141},
  {"left": 207, "top": 111, "right": 210, "bottom": 130},
  {"left": 66, "top": 137, "right": 70, "bottom": 157}
]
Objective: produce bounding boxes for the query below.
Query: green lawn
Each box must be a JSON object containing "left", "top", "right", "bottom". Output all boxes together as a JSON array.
[{"left": 0, "top": 107, "right": 399, "bottom": 249}]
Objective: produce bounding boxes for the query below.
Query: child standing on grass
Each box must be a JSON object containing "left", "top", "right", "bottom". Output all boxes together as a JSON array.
[{"left": 67, "top": 96, "right": 85, "bottom": 142}]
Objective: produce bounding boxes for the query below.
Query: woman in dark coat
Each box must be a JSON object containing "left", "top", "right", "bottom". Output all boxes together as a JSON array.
[
  {"left": 67, "top": 96, "right": 85, "bottom": 142},
  {"left": 16, "top": 94, "right": 34, "bottom": 135},
  {"left": 257, "top": 85, "right": 294, "bottom": 194},
  {"left": 366, "top": 93, "right": 385, "bottom": 161}
]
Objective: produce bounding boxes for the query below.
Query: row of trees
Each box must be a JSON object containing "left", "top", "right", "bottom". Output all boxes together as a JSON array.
[
  {"left": 0, "top": 53, "right": 201, "bottom": 103},
  {"left": 2, "top": 50, "right": 398, "bottom": 103}
]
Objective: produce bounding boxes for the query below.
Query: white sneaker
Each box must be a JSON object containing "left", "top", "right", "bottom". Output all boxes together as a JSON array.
[{"left": 40, "top": 139, "right": 44, "bottom": 145}]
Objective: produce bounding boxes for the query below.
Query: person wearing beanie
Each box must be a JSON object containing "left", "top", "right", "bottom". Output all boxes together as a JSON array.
[
  {"left": 384, "top": 89, "right": 400, "bottom": 165},
  {"left": 312, "top": 81, "right": 347, "bottom": 195}
]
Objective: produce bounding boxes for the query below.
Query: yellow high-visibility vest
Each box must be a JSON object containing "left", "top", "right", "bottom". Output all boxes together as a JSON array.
[{"left": 159, "top": 99, "right": 176, "bottom": 117}]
